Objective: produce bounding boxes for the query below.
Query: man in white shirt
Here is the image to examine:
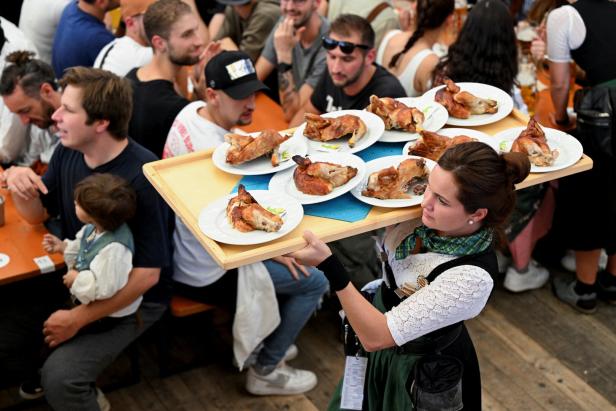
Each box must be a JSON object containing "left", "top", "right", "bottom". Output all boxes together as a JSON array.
[
  {"left": 93, "top": 0, "right": 155, "bottom": 76},
  {"left": 164, "top": 51, "right": 328, "bottom": 396},
  {"left": 19, "top": 0, "right": 71, "bottom": 65}
]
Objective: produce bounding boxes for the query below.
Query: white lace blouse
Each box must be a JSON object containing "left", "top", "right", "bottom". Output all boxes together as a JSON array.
[{"left": 380, "top": 222, "right": 494, "bottom": 346}]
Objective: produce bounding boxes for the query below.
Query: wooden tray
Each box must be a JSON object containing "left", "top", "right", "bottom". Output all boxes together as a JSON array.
[{"left": 143, "top": 110, "right": 592, "bottom": 269}]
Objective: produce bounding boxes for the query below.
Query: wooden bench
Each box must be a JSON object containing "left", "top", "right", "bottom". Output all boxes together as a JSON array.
[{"left": 169, "top": 295, "right": 216, "bottom": 317}]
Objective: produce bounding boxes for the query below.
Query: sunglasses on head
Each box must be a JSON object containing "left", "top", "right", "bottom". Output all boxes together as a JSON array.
[{"left": 322, "top": 37, "right": 370, "bottom": 54}]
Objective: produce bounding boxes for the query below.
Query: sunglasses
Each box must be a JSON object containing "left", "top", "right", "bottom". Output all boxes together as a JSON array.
[{"left": 322, "top": 37, "right": 370, "bottom": 54}]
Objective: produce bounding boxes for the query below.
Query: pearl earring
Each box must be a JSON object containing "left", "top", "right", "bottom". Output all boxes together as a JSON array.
[{"left": 468, "top": 220, "right": 474, "bottom": 225}]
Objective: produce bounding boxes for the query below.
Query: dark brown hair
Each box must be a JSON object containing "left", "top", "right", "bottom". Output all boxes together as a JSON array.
[
  {"left": 143, "top": 0, "right": 192, "bottom": 44},
  {"left": 438, "top": 142, "right": 530, "bottom": 243},
  {"left": 74, "top": 174, "right": 137, "bottom": 232},
  {"left": 0, "top": 51, "right": 57, "bottom": 97},
  {"left": 329, "top": 14, "right": 375, "bottom": 49},
  {"left": 389, "top": 0, "right": 454, "bottom": 68},
  {"left": 59, "top": 67, "right": 132, "bottom": 140}
]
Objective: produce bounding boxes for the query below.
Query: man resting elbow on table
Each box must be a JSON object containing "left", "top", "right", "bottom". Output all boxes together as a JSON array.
[{"left": 1, "top": 67, "right": 170, "bottom": 411}]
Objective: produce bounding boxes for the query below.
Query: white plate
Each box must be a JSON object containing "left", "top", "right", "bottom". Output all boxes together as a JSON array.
[
  {"left": 422, "top": 82, "right": 514, "bottom": 127},
  {"left": 350, "top": 155, "right": 436, "bottom": 208},
  {"left": 212, "top": 132, "right": 308, "bottom": 176},
  {"left": 494, "top": 127, "right": 583, "bottom": 173},
  {"left": 198, "top": 190, "right": 303, "bottom": 245},
  {"left": 378, "top": 98, "right": 448, "bottom": 143},
  {"left": 293, "top": 109, "right": 385, "bottom": 155},
  {"left": 268, "top": 152, "right": 366, "bottom": 205},
  {"left": 402, "top": 128, "right": 500, "bottom": 157}
]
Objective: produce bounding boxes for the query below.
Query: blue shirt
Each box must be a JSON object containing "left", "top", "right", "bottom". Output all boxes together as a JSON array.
[{"left": 52, "top": 1, "right": 115, "bottom": 76}]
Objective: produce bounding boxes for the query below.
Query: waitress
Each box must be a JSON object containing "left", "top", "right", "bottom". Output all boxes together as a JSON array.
[{"left": 290, "top": 142, "right": 530, "bottom": 410}]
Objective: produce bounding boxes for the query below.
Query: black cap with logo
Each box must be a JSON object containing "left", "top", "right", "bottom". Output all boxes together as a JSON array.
[{"left": 205, "top": 51, "right": 268, "bottom": 100}]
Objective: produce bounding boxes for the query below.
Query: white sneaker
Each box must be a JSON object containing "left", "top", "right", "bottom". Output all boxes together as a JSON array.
[
  {"left": 96, "top": 388, "right": 111, "bottom": 411},
  {"left": 246, "top": 364, "right": 317, "bottom": 396},
  {"left": 561, "top": 249, "right": 608, "bottom": 272},
  {"left": 503, "top": 260, "right": 549, "bottom": 292},
  {"left": 283, "top": 344, "right": 298, "bottom": 362},
  {"left": 233, "top": 344, "right": 299, "bottom": 369}
]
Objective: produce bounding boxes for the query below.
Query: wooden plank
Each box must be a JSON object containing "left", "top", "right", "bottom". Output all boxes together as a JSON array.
[
  {"left": 473, "top": 305, "right": 615, "bottom": 410},
  {"left": 143, "top": 110, "right": 593, "bottom": 270}
]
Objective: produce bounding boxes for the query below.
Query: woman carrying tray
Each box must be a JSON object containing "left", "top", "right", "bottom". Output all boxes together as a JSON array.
[{"left": 290, "top": 142, "right": 530, "bottom": 410}]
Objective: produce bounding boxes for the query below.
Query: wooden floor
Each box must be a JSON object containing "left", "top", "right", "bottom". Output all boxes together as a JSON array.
[{"left": 2, "top": 268, "right": 615, "bottom": 411}]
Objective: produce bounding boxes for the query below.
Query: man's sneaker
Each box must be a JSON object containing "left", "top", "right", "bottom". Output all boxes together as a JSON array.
[
  {"left": 561, "top": 249, "right": 608, "bottom": 272},
  {"left": 246, "top": 364, "right": 317, "bottom": 395},
  {"left": 97, "top": 388, "right": 111, "bottom": 411},
  {"left": 18, "top": 379, "right": 44, "bottom": 400},
  {"left": 233, "top": 344, "right": 299, "bottom": 369},
  {"left": 503, "top": 260, "right": 549, "bottom": 292},
  {"left": 596, "top": 270, "right": 616, "bottom": 305},
  {"left": 552, "top": 277, "right": 597, "bottom": 314}
]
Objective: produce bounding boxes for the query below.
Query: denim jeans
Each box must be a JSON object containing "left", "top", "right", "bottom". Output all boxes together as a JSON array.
[{"left": 254, "top": 260, "right": 329, "bottom": 373}]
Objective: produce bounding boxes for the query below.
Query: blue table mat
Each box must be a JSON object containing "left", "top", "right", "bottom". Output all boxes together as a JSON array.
[{"left": 232, "top": 142, "right": 406, "bottom": 222}]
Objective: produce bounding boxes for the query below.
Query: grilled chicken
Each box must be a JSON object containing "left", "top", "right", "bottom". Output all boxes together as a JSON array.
[
  {"left": 453, "top": 91, "right": 498, "bottom": 115},
  {"left": 408, "top": 130, "right": 476, "bottom": 161},
  {"left": 225, "top": 129, "right": 290, "bottom": 166},
  {"left": 435, "top": 78, "right": 498, "bottom": 118},
  {"left": 303, "top": 113, "right": 366, "bottom": 147},
  {"left": 362, "top": 158, "right": 429, "bottom": 199},
  {"left": 292, "top": 155, "right": 358, "bottom": 195},
  {"left": 226, "top": 184, "right": 283, "bottom": 232},
  {"left": 511, "top": 118, "right": 558, "bottom": 167},
  {"left": 366, "top": 95, "right": 424, "bottom": 132}
]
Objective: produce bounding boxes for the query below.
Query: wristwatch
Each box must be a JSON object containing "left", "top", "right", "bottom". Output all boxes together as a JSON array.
[{"left": 278, "top": 62, "right": 293, "bottom": 73}]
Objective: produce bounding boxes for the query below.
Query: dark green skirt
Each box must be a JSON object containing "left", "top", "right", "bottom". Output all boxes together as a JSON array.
[{"left": 328, "top": 287, "right": 482, "bottom": 411}]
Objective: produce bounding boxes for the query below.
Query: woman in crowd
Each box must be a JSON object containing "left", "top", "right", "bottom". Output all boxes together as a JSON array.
[
  {"left": 377, "top": 0, "right": 454, "bottom": 97},
  {"left": 548, "top": 0, "right": 616, "bottom": 313},
  {"left": 291, "top": 142, "right": 531, "bottom": 410}
]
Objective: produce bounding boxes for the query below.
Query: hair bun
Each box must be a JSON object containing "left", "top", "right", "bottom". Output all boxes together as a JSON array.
[
  {"left": 6, "top": 51, "right": 35, "bottom": 66},
  {"left": 501, "top": 151, "right": 531, "bottom": 186}
]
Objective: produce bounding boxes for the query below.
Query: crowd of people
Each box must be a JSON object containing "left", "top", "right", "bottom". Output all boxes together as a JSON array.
[{"left": 0, "top": 0, "right": 614, "bottom": 409}]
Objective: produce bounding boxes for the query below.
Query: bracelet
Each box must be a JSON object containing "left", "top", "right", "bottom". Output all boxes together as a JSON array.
[
  {"left": 316, "top": 254, "right": 351, "bottom": 292},
  {"left": 278, "top": 62, "right": 293, "bottom": 73}
]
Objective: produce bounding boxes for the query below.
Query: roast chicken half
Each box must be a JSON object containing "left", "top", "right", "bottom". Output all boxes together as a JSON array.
[
  {"left": 226, "top": 184, "right": 283, "bottom": 233},
  {"left": 225, "top": 129, "right": 290, "bottom": 166},
  {"left": 303, "top": 113, "right": 366, "bottom": 147},
  {"left": 511, "top": 118, "right": 558, "bottom": 167},
  {"left": 435, "top": 78, "right": 498, "bottom": 119},
  {"left": 362, "top": 158, "right": 429, "bottom": 200},
  {"left": 408, "top": 130, "right": 476, "bottom": 161},
  {"left": 292, "top": 155, "right": 358, "bottom": 195},
  {"left": 366, "top": 95, "right": 424, "bottom": 132}
]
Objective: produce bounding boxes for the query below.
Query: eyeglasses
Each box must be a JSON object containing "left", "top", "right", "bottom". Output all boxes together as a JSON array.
[
  {"left": 322, "top": 37, "right": 370, "bottom": 54},
  {"left": 280, "top": 0, "right": 308, "bottom": 4}
]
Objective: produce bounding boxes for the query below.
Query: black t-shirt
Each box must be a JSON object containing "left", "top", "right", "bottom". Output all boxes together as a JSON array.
[
  {"left": 311, "top": 64, "right": 407, "bottom": 112},
  {"left": 126, "top": 68, "right": 189, "bottom": 158},
  {"left": 41, "top": 140, "right": 172, "bottom": 302}
]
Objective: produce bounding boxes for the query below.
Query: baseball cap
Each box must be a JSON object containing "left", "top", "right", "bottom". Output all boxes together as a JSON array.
[
  {"left": 205, "top": 51, "right": 268, "bottom": 100},
  {"left": 120, "top": 0, "right": 156, "bottom": 20},
  {"left": 217, "top": 0, "right": 252, "bottom": 5}
]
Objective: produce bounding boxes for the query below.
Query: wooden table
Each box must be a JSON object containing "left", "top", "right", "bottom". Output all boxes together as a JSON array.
[
  {"left": 0, "top": 189, "right": 65, "bottom": 285},
  {"left": 143, "top": 109, "right": 593, "bottom": 270}
]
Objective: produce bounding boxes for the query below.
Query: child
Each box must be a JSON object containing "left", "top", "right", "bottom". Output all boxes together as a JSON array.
[
  {"left": 19, "top": 173, "right": 138, "bottom": 400},
  {"left": 43, "top": 173, "right": 139, "bottom": 316}
]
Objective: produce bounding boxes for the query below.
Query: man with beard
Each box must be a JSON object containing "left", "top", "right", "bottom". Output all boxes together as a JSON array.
[
  {"left": 51, "top": 0, "right": 118, "bottom": 76},
  {"left": 0, "top": 51, "right": 61, "bottom": 169},
  {"left": 301, "top": 13, "right": 406, "bottom": 115},
  {"left": 126, "top": 0, "right": 204, "bottom": 157},
  {"left": 93, "top": 0, "right": 156, "bottom": 76},
  {"left": 255, "top": 0, "right": 329, "bottom": 124},
  {"left": 163, "top": 51, "right": 328, "bottom": 396}
]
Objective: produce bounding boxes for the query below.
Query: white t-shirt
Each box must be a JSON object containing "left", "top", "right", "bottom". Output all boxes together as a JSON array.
[
  {"left": 64, "top": 225, "right": 139, "bottom": 317},
  {"left": 93, "top": 36, "right": 153, "bottom": 77},
  {"left": 18, "top": 0, "right": 70, "bottom": 64},
  {"left": 0, "top": 17, "right": 38, "bottom": 164},
  {"left": 162, "top": 101, "right": 228, "bottom": 158},
  {"left": 164, "top": 101, "right": 229, "bottom": 286}
]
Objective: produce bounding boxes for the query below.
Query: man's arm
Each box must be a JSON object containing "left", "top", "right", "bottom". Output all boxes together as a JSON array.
[
  {"left": 279, "top": 70, "right": 314, "bottom": 122},
  {"left": 256, "top": 56, "right": 275, "bottom": 82},
  {"left": 2, "top": 166, "right": 49, "bottom": 224},
  {"left": 43, "top": 266, "right": 160, "bottom": 347},
  {"left": 289, "top": 89, "right": 320, "bottom": 127}
]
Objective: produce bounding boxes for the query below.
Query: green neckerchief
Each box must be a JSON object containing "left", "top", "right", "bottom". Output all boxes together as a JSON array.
[{"left": 394, "top": 225, "right": 493, "bottom": 260}]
